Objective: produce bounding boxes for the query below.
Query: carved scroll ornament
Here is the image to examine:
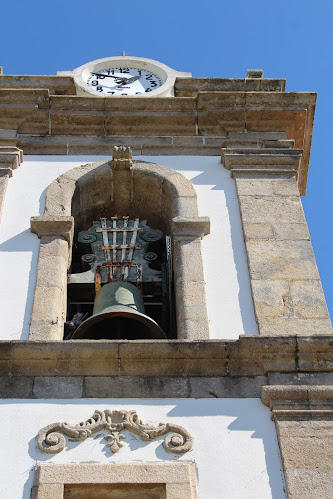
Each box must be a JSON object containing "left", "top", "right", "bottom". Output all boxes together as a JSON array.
[{"left": 37, "top": 409, "right": 193, "bottom": 455}]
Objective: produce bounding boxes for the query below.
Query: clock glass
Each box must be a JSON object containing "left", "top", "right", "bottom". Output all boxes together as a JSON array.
[{"left": 86, "top": 67, "right": 162, "bottom": 96}]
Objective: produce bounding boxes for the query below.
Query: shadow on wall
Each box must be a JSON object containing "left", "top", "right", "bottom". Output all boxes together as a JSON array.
[
  {"left": 150, "top": 156, "right": 257, "bottom": 336},
  {"left": 168, "top": 399, "right": 285, "bottom": 499}
]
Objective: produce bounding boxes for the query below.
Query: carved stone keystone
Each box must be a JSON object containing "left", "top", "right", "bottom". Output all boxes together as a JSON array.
[
  {"left": 37, "top": 409, "right": 193, "bottom": 455},
  {"left": 112, "top": 145, "right": 133, "bottom": 170}
]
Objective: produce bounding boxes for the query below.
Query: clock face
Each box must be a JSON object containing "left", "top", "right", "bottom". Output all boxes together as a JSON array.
[{"left": 85, "top": 67, "right": 163, "bottom": 96}]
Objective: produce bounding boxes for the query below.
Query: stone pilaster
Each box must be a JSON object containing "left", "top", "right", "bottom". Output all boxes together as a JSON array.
[
  {"left": 262, "top": 385, "right": 333, "bottom": 499},
  {"left": 0, "top": 145, "right": 23, "bottom": 221},
  {"left": 29, "top": 216, "right": 74, "bottom": 340},
  {"left": 222, "top": 141, "right": 332, "bottom": 336},
  {"left": 172, "top": 216, "right": 210, "bottom": 340}
]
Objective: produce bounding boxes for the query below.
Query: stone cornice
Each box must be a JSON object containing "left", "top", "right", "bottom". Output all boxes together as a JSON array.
[
  {"left": 0, "top": 89, "right": 315, "bottom": 194},
  {"left": 262, "top": 385, "right": 333, "bottom": 419},
  {"left": 0, "top": 146, "right": 23, "bottom": 176},
  {"left": 221, "top": 146, "right": 303, "bottom": 182}
]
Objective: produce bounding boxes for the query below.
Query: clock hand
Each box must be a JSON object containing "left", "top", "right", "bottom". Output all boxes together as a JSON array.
[
  {"left": 91, "top": 72, "right": 127, "bottom": 82},
  {"left": 125, "top": 75, "right": 141, "bottom": 84}
]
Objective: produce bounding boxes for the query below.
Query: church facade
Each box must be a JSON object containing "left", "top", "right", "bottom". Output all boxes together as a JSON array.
[{"left": 0, "top": 56, "right": 332, "bottom": 498}]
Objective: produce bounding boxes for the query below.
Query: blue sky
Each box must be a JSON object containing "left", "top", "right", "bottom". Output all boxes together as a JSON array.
[{"left": 1, "top": 0, "right": 333, "bottom": 316}]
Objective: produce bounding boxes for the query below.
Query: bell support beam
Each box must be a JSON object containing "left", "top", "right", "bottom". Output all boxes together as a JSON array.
[
  {"left": 29, "top": 216, "right": 74, "bottom": 340},
  {"left": 222, "top": 141, "right": 332, "bottom": 336},
  {"left": 262, "top": 385, "right": 333, "bottom": 499}
]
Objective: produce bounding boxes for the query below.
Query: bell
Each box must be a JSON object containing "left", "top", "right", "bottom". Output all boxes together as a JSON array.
[{"left": 72, "top": 281, "right": 166, "bottom": 340}]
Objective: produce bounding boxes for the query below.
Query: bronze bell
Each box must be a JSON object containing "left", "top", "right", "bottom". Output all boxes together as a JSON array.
[{"left": 72, "top": 281, "right": 166, "bottom": 340}]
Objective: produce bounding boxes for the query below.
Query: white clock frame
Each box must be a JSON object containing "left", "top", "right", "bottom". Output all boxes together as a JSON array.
[{"left": 58, "top": 56, "right": 191, "bottom": 98}]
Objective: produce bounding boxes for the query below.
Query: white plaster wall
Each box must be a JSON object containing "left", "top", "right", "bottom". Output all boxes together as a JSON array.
[
  {"left": 0, "top": 399, "right": 285, "bottom": 499},
  {"left": 0, "top": 156, "right": 258, "bottom": 340}
]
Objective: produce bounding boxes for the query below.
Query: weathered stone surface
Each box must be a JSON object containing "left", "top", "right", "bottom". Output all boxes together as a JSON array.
[
  {"left": 84, "top": 376, "right": 189, "bottom": 398},
  {"left": 31, "top": 483, "right": 64, "bottom": 499},
  {"left": 30, "top": 286, "right": 63, "bottom": 323},
  {"left": 33, "top": 377, "right": 83, "bottom": 398},
  {"left": 190, "top": 376, "right": 266, "bottom": 398},
  {"left": 242, "top": 222, "right": 274, "bottom": 240},
  {"left": 238, "top": 195, "right": 306, "bottom": 224},
  {"left": 252, "top": 279, "right": 290, "bottom": 318},
  {"left": 298, "top": 337, "right": 333, "bottom": 371},
  {"left": 246, "top": 240, "right": 319, "bottom": 280},
  {"left": 290, "top": 280, "right": 331, "bottom": 319},
  {"left": 257, "top": 318, "right": 332, "bottom": 335},
  {"left": 284, "top": 468, "right": 333, "bottom": 499},
  {"left": 10, "top": 341, "right": 119, "bottom": 377},
  {"left": 227, "top": 336, "right": 297, "bottom": 375},
  {"left": 268, "top": 372, "right": 333, "bottom": 386},
  {"left": 272, "top": 222, "right": 310, "bottom": 240},
  {"left": 0, "top": 376, "right": 33, "bottom": 397}
]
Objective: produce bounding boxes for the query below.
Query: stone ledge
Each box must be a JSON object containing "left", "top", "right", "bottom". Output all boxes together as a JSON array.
[{"left": 1, "top": 335, "right": 333, "bottom": 379}]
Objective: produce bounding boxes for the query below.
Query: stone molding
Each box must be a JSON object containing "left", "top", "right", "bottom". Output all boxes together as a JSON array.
[
  {"left": 29, "top": 160, "right": 210, "bottom": 340},
  {"left": 172, "top": 216, "right": 210, "bottom": 238},
  {"left": 30, "top": 216, "right": 74, "bottom": 245},
  {"left": 262, "top": 385, "right": 333, "bottom": 420},
  {"left": 31, "top": 462, "right": 197, "bottom": 499},
  {"left": 221, "top": 144, "right": 302, "bottom": 182},
  {"left": 37, "top": 408, "right": 193, "bottom": 455}
]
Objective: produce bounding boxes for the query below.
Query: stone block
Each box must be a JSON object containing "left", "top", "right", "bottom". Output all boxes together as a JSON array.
[
  {"left": 29, "top": 321, "right": 64, "bottom": 341},
  {"left": 30, "top": 286, "right": 63, "bottom": 323},
  {"left": 39, "top": 236, "right": 69, "bottom": 259},
  {"left": 190, "top": 376, "right": 266, "bottom": 398},
  {"left": 227, "top": 336, "right": 296, "bottom": 376},
  {"left": 268, "top": 372, "right": 333, "bottom": 386},
  {"left": 273, "top": 223, "right": 310, "bottom": 240},
  {"left": 84, "top": 376, "right": 189, "bottom": 398},
  {"left": 290, "top": 280, "right": 331, "bottom": 319},
  {"left": 36, "top": 256, "right": 67, "bottom": 289},
  {"left": 235, "top": 177, "right": 274, "bottom": 196},
  {"left": 272, "top": 178, "right": 300, "bottom": 196},
  {"left": 257, "top": 317, "right": 333, "bottom": 335},
  {"left": 246, "top": 240, "right": 319, "bottom": 280},
  {"left": 118, "top": 341, "right": 227, "bottom": 376},
  {"left": 297, "top": 337, "right": 333, "bottom": 371},
  {"left": 251, "top": 279, "right": 290, "bottom": 318},
  {"left": 173, "top": 237, "right": 205, "bottom": 282},
  {"left": 284, "top": 468, "right": 333, "bottom": 499},
  {"left": 11, "top": 341, "right": 119, "bottom": 376},
  {"left": 33, "top": 376, "right": 83, "bottom": 398},
  {"left": 238, "top": 195, "right": 306, "bottom": 224},
  {"left": 0, "top": 376, "right": 33, "bottom": 397},
  {"left": 243, "top": 223, "right": 274, "bottom": 240}
]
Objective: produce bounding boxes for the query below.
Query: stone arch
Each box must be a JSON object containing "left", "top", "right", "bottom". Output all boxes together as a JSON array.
[{"left": 30, "top": 159, "right": 210, "bottom": 341}]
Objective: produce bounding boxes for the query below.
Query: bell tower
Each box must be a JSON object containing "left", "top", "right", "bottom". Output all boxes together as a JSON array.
[{"left": 0, "top": 58, "right": 332, "bottom": 498}]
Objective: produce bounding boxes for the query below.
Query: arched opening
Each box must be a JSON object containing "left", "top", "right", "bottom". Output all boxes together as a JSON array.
[{"left": 30, "top": 158, "right": 210, "bottom": 341}]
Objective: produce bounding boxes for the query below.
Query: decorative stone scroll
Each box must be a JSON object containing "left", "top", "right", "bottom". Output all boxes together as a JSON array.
[{"left": 37, "top": 409, "right": 193, "bottom": 455}]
